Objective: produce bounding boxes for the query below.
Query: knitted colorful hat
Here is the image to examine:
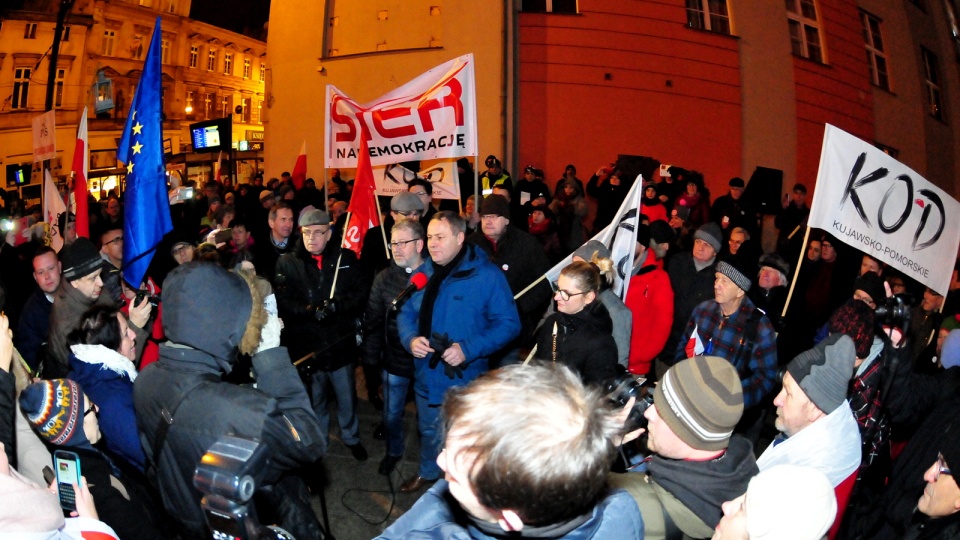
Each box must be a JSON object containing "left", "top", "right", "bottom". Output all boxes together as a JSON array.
[{"left": 18, "top": 379, "right": 85, "bottom": 446}]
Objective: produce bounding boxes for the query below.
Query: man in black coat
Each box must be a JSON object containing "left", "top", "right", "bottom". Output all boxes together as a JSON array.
[
  {"left": 134, "top": 262, "right": 324, "bottom": 539},
  {"left": 275, "top": 209, "right": 373, "bottom": 461},
  {"left": 466, "top": 194, "right": 552, "bottom": 365}
]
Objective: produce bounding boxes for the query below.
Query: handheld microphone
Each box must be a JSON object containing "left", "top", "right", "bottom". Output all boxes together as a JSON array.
[{"left": 390, "top": 272, "right": 428, "bottom": 311}]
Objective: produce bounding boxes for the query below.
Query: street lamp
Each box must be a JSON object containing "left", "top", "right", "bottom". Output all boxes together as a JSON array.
[{"left": 92, "top": 69, "right": 114, "bottom": 114}]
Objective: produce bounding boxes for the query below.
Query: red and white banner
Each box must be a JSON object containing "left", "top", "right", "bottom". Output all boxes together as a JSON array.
[
  {"left": 809, "top": 124, "right": 960, "bottom": 295},
  {"left": 291, "top": 141, "right": 307, "bottom": 190},
  {"left": 71, "top": 108, "right": 90, "bottom": 238},
  {"left": 325, "top": 54, "right": 478, "bottom": 168}
]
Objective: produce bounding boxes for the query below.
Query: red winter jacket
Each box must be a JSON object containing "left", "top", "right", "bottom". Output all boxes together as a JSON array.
[{"left": 625, "top": 256, "right": 674, "bottom": 376}]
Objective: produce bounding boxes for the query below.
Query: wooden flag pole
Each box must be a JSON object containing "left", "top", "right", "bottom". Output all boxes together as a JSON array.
[{"left": 780, "top": 226, "right": 812, "bottom": 321}]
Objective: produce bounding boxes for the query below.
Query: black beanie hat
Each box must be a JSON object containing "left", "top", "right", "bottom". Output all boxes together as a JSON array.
[
  {"left": 854, "top": 271, "right": 886, "bottom": 305},
  {"left": 60, "top": 237, "right": 102, "bottom": 281}
]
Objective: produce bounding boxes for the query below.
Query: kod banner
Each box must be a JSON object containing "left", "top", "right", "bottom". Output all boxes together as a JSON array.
[
  {"left": 809, "top": 124, "right": 960, "bottom": 295},
  {"left": 325, "top": 54, "right": 478, "bottom": 168},
  {"left": 373, "top": 159, "right": 460, "bottom": 200}
]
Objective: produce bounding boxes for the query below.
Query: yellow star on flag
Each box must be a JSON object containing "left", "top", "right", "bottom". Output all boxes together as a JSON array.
[
  {"left": 127, "top": 161, "right": 135, "bottom": 174},
  {"left": 133, "top": 122, "right": 144, "bottom": 135},
  {"left": 132, "top": 142, "right": 144, "bottom": 155}
]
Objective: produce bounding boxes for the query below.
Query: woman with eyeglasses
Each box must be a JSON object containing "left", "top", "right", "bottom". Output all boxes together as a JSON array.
[{"left": 533, "top": 258, "right": 619, "bottom": 386}]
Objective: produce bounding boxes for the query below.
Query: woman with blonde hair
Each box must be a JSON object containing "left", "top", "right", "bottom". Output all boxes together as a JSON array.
[{"left": 534, "top": 257, "right": 619, "bottom": 385}]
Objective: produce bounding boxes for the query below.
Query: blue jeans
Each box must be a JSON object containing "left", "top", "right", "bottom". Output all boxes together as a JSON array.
[
  {"left": 413, "top": 379, "right": 442, "bottom": 480},
  {"left": 310, "top": 364, "right": 360, "bottom": 447},
  {"left": 382, "top": 370, "right": 411, "bottom": 458}
]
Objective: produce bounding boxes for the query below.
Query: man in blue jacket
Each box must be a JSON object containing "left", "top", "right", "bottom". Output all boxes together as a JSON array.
[{"left": 398, "top": 211, "right": 520, "bottom": 493}]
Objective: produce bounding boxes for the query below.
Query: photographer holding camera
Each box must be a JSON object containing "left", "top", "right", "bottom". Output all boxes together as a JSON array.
[
  {"left": 134, "top": 262, "right": 324, "bottom": 539},
  {"left": 609, "top": 356, "right": 758, "bottom": 540}
]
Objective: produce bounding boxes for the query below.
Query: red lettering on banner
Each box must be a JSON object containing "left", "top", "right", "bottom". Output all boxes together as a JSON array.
[
  {"left": 418, "top": 78, "right": 463, "bottom": 132},
  {"left": 331, "top": 96, "right": 356, "bottom": 143},
  {"left": 373, "top": 106, "right": 417, "bottom": 138}
]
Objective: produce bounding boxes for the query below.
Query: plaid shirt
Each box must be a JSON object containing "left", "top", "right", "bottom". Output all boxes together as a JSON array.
[{"left": 676, "top": 296, "right": 778, "bottom": 409}]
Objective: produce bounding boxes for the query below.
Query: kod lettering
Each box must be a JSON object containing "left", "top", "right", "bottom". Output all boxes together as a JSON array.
[{"left": 840, "top": 152, "right": 945, "bottom": 250}]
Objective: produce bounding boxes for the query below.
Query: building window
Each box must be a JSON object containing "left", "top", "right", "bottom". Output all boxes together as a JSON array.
[
  {"left": 168, "top": 1, "right": 176, "bottom": 13},
  {"left": 207, "top": 49, "right": 217, "bottom": 71},
  {"left": 224, "top": 53, "right": 232, "bottom": 75},
  {"left": 189, "top": 45, "right": 199, "bottom": 68},
  {"left": 62, "top": 26, "right": 71, "bottom": 42},
  {"left": 686, "top": 0, "right": 731, "bottom": 35},
  {"left": 185, "top": 90, "right": 195, "bottom": 118},
  {"left": 132, "top": 34, "right": 144, "bottom": 60},
  {"left": 204, "top": 92, "right": 214, "bottom": 119},
  {"left": 241, "top": 98, "right": 251, "bottom": 123},
  {"left": 221, "top": 95, "right": 232, "bottom": 118},
  {"left": 24, "top": 23, "right": 37, "bottom": 39},
  {"left": 55, "top": 68, "right": 65, "bottom": 108},
  {"left": 860, "top": 11, "right": 889, "bottom": 90},
  {"left": 161, "top": 39, "right": 170, "bottom": 64},
  {"left": 260, "top": 62, "right": 266, "bottom": 82},
  {"left": 519, "top": 0, "right": 578, "bottom": 14},
  {"left": 786, "top": 0, "right": 824, "bottom": 63},
  {"left": 13, "top": 67, "right": 30, "bottom": 110},
  {"left": 243, "top": 58, "right": 251, "bottom": 79},
  {"left": 921, "top": 47, "right": 943, "bottom": 120},
  {"left": 103, "top": 30, "right": 116, "bottom": 56}
]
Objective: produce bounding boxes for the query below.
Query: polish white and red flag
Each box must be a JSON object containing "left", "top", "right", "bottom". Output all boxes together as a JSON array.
[
  {"left": 291, "top": 141, "right": 307, "bottom": 190},
  {"left": 71, "top": 107, "right": 89, "bottom": 238}
]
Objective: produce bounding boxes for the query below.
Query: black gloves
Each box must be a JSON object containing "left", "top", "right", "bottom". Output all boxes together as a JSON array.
[
  {"left": 314, "top": 298, "right": 338, "bottom": 322},
  {"left": 428, "top": 332, "right": 462, "bottom": 379}
]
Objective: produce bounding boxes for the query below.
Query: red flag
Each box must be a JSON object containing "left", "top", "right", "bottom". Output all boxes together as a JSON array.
[
  {"left": 291, "top": 140, "right": 306, "bottom": 190},
  {"left": 215, "top": 150, "right": 223, "bottom": 182},
  {"left": 342, "top": 134, "right": 380, "bottom": 256},
  {"left": 71, "top": 108, "right": 89, "bottom": 238}
]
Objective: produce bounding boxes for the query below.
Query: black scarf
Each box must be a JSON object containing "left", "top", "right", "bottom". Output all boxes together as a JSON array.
[{"left": 418, "top": 246, "right": 468, "bottom": 337}]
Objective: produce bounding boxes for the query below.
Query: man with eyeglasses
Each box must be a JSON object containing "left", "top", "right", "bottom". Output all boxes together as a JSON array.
[
  {"left": 397, "top": 211, "right": 520, "bottom": 493},
  {"left": 466, "top": 194, "right": 552, "bottom": 367},
  {"left": 904, "top": 450, "right": 960, "bottom": 538},
  {"left": 98, "top": 227, "right": 125, "bottom": 305},
  {"left": 361, "top": 191, "right": 428, "bottom": 275},
  {"left": 275, "top": 209, "right": 373, "bottom": 461},
  {"left": 362, "top": 220, "right": 426, "bottom": 475}
]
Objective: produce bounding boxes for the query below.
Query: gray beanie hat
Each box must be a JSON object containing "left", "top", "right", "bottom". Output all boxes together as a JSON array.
[
  {"left": 390, "top": 192, "right": 423, "bottom": 214},
  {"left": 717, "top": 259, "right": 752, "bottom": 292},
  {"left": 573, "top": 240, "right": 611, "bottom": 262},
  {"left": 694, "top": 222, "right": 722, "bottom": 253},
  {"left": 654, "top": 356, "right": 744, "bottom": 451},
  {"left": 60, "top": 237, "right": 103, "bottom": 281},
  {"left": 787, "top": 333, "right": 856, "bottom": 414}
]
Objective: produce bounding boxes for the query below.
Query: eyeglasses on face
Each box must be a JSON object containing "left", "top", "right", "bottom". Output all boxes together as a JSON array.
[
  {"left": 302, "top": 228, "right": 330, "bottom": 239},
  {"left": 389, "top": 238, "right": 420, "bottom": 249},
  {"left": 936, "top": 452, "right": 953, "bottom": 481},
  {"left": 551, "top": 281, "right": 588, "bottom": 302},
  {"left": 104, "top": 236, "right": 123, "bottom": 245}
]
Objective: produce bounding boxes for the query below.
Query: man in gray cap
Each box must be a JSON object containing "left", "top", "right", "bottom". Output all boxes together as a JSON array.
[
  {"left": 756, "top": 333, "right": 862, "bottom": 487},
  {"left": 275, "top": 209, "right": 373, "bottom": 461},
  {"left": 676, "top": 256, "right": 778, "bottom": 441},
  {"left": 661, "top": 221, "right": 723, "bottom": 376}
]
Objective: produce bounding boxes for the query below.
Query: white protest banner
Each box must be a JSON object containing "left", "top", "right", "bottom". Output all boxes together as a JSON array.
[
  {"left": 373, "top": 159, "right": 460, "bottom": 200},
  {"left": 32, "top": 110, "right": 57, "bottom": 162},
  {"left": 325, "top": 54, "right": 478, "bottom": 168},
  {"left": 809, "top": 124, "right": 960, "bottom": 295}
]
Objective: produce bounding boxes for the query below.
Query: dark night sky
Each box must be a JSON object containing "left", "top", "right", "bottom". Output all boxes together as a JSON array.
[{"left": 189, "top": 0, "right": 270, "bottom": 39}]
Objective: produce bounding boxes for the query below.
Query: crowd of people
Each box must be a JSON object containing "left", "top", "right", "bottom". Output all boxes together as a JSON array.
[{"left": 0, "top": 154, "right": 959, "bottom": 540}]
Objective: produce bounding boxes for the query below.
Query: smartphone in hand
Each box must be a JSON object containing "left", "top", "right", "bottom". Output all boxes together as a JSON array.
[{"left": 54, "top": 450, "right": 82, "bottom": 513}]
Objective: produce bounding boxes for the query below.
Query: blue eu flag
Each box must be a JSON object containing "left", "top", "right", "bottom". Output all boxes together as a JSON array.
[{"left": 118, "top": 17, "right": 172, "bottom": 288}]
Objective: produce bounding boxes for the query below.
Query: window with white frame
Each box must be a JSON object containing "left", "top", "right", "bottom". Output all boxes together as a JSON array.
[
  {"left": 204, "top": 92, "right": 214, "bottom": 119},
  {"left": 186, "top": 90, "right": 195, "bottom": 117},
  {"left": 686, "top": 0, "right": 732, "bottom": 35},
  {"left": 103, "top": 30, "right": 116, "bottom": 56},
  {"left": 243, "top": 58, "right": 251, "bottom": 79},
  {"left": 24, "top": 23, "right": 37, "bottom": 39},
  {"left": 207, "top": 49, "right": 217, "bottom": 71},
  {"left": 860, "top": 11, "right": 889, "bottom": 90},
  {"left": 786, "top": 0, "right": 824, "bottom": 63},
  {"left": 189, "top": 45, "right": 199, "bottom": 68},
  {"left": 519, "top": 1, "right": 578, "bottom": 14},
  {"left": 224, "top": 53, "right": 233, "bottom": 75},
  {"left": 241, "top": 97, "right": 251, "bottom": 123},
  {"left": 161, "top": 39, "right": 170, "bottom": 64},
  {"left": 260, "top": 62, "right": 266, "bottom": 82},
  {"left": 55, "top": 68, "right": 66, "bottom": 108},
  {"left": 13, "top": 67, "right": 31, "bottom": 109},
  {"left": 221, "top": 95, "right": 231, "bottom": 117},
  {"left": 921, "top": 47, "right": 943, "bottom": 120}
]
